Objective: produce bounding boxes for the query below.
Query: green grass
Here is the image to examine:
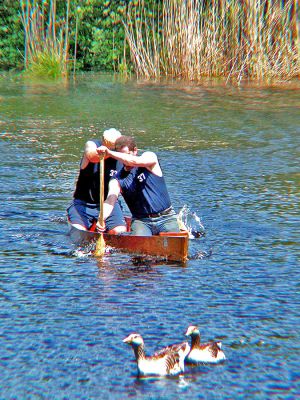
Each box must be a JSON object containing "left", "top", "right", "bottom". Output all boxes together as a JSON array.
[{"left": 25, "top": 50, "right": 64, "bottom": 79}]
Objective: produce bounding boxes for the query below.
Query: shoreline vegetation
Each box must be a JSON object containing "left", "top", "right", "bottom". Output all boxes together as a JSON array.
[
  {"left": 20, "top": 0, "right": 71, "bottom": 79},
  {"left": 1, "top": 0, "right": 299, "bottom": 84},
  {"left": 124, "top": 0, "right": 299, "bottom": 84}
]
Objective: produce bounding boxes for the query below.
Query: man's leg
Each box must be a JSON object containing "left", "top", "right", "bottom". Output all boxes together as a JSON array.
[
  {"left": 157, "top": 214, "right": 180, "bottom": 233},
  {"left": 105, "top": 201, "right": 126, "bottom": 234},
  {"left": 67, "top": 200, "right": 90, "bottom": 230},
  {"left": 131, "top": 219, "right": 152, "bottom": 236}
]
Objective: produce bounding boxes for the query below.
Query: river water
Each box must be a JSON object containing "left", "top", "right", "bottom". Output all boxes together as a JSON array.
[{"left": 0, "top": 73, "right": 299, "bottom": 399}]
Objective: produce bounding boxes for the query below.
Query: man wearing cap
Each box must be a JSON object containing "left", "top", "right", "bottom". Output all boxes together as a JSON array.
[
  {"left": 96, "top": 135, "right": 180, "bottom": 236},
  {"left": 67, "top": 128, "right": 126, "bottom": 233}
]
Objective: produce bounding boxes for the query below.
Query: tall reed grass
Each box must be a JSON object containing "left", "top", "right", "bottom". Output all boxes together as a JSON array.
[
  {"left": 20, "top": 0, "right": 71, "bottom": 78},
  {"left": 123, "top": 0, "right": 299, "bottom": 83}
]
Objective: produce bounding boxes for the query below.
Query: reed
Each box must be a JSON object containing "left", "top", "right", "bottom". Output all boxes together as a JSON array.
[
  {"left": 123, "top": 0, "right": 299, "bottom": 83},
  {"left": 20, "top": 0, "right": 70, "bottom": 78}
]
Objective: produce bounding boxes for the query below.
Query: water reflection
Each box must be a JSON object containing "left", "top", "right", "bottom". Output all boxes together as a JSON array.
[{"left": 95, "top": 254, "right": 187, "bottom": 283}]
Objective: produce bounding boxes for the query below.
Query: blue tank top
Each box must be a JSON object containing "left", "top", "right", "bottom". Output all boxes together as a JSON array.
[
  {"left": 73, "top": 139, "right": 121, "bottom": 204},
  {"left": 115, "top": 166, "right": 172, "bottom": 218}
]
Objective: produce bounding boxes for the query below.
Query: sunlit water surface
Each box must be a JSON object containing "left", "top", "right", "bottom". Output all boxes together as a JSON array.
[{"left": 0, "top": 73, "right": 299, "bottom": 399}]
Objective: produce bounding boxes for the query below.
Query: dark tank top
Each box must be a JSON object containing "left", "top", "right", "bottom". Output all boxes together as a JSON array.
[
  {"left": 73, "top": 139, "right": 120, "bottom": 204},
  {"left": 115, "top": 166, "right": 171, "bottom": 218}
]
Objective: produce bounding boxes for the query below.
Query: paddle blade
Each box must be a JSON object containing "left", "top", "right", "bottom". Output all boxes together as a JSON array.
[{"left": 95, "top": 234, "right": 106, "bottom": 257}]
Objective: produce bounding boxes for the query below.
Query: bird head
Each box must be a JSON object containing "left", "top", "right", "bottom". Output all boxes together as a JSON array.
[
  {"left": 185, "top": 325, "right": 200, "bottom": 337},
  {"left": 123, "top": 333, "right": 144, "bottom": 346}
]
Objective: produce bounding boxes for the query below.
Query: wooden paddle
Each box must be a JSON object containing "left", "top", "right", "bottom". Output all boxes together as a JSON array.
[{"left": 95, "top": 157, "right": 106, "bottom": 256}]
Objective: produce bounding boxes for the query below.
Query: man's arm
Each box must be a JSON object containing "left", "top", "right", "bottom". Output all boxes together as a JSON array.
[
  {"left": 97, "top": 146, "right": 162, "bottom": 174},
  {"left": 112, "top": 150, "right": 156, "bottom": 168},
  {"left": 103, "top": 179, "right": 121, "bottom": 220},
  {"left": 80, "top": 140, "right": 102, "bottom": 169},
  {"left": 97, "top": 179, "right": 121, "bottom": 231}
]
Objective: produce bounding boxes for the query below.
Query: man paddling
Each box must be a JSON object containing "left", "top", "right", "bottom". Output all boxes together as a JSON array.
[
  {"left": 67, "top": 128, "right": 126, "bottom": 233},
  {"left": 96, "top": 136, "right": 180, "bottom": 236}
]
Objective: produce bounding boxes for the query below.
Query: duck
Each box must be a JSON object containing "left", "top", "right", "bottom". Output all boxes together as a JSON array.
[
  {"left": 123, "top": 333, "right": 190, "bottom": 376},
  {"left": 152, "top": 340, "right": 191, "bottom": 372},
  {"left": 185, "top": 325, "right": 226, "bottom": 364}
]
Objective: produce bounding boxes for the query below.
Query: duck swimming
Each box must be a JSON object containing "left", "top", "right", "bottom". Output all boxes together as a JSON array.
[
  {"left": 153, "top": 340, "right": 190, "bottom": 372},
  {"left": 123, "top": 333, "right": 189, "bottom": 376},
  {"left": 185, "top": 325, "right": 226, "bottom": 364}
]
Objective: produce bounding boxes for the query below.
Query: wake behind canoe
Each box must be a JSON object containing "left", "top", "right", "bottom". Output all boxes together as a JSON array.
[{"left": 68, "top": 224, "right": 189, "bottom": 262}]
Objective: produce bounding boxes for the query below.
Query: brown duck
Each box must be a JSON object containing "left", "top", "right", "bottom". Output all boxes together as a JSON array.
[
  {"left": 185, "top": 325, "right": 226, "bottom": 363},
  {"left": 123, "top": 333, "right": 190, "bottom": 376}
]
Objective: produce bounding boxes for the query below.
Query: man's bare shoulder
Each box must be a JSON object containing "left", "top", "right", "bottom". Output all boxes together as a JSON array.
[
  {"left": 83, "top": 140, "right": 100, "bottom": 164},
  {"left": 139, "top": 151, "right": 158, "bottom": 161},
  {"left": 85, "top": 140, "right": 98, "bottom": 149}
]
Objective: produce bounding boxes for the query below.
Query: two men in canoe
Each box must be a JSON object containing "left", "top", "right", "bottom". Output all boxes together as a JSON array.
[{"left": 67, "top": 129, "right": 180, "bottom": 236}]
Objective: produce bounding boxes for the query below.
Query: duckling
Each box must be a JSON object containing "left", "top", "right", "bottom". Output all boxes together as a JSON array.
[
  {"left": 185, "top": 325, "right": 226, "bottom": 364},
  {"left": 123, "top": 333, "right": 188, "bottom": 376}
]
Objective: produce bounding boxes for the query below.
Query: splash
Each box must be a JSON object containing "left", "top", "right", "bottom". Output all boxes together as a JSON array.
[
  {"left": 72, "top": 248, "right": 93, "bottom": 258},
  {"left": 177, "top": 205, "right": 205, "bottom": 239},
  {"left": 189, "top": 249, "right": 212, "bottom": 260},
  {"left": 72, "top": 241, "right": 114, "bottom": 258}
]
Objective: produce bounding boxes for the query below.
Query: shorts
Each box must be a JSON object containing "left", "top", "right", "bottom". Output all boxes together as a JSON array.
[
  {"left": 131, "top": 212, "right": 180, "bottom": 236},
  {"left": 67, "top": 199, "right": 125, "bottom": 232}
]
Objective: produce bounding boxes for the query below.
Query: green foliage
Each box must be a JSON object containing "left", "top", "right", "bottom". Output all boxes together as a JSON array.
[
  {"left": 70, "top": 0, "right": 126, "bottom": 71},
  {"left": 0, "top": 0, "right": 24, "bottom": 69},
  {"left": 0, "top": 0, "right": 128, "bottom": 72}
]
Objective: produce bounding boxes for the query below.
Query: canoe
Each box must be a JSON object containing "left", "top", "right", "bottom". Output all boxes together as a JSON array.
[{"left": 68, "top": 224, "right": 189, "bottom": 262}]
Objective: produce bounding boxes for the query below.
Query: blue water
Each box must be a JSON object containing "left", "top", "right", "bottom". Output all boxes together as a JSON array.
[{"left": 0, "top": 73, "right": 299, "bottom": 399}]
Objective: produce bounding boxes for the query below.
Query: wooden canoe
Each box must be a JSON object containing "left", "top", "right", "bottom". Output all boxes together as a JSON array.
[{"left": 68, "top": 224, "right": 189, "bottom": 262}]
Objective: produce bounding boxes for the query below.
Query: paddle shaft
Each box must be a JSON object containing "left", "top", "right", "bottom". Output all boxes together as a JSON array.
[
  {"left": 95, "top": 157, "right": 106, "bottom": 256},
  {"left": 98, "top": 158, "right": 104, "bottom": 226}
]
